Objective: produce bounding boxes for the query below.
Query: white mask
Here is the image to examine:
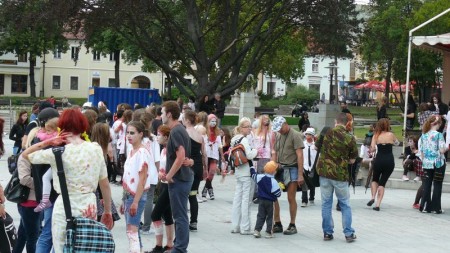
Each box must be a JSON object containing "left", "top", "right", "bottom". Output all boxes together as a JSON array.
[{"left": 209, "top": 120, "right": 217, "bottom": 127}]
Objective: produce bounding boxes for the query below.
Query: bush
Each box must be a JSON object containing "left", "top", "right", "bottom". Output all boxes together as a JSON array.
[{"left": 286, "top": 85, "right": 319, "bottom": 106}]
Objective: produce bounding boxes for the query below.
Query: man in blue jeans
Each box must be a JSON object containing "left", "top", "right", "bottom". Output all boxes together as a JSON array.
[
  {"left": 162, "top": 101, "right": 193, "bottom": 253},
  {"left": 316, "top": 112, "right": 358, "bottom": 242}
]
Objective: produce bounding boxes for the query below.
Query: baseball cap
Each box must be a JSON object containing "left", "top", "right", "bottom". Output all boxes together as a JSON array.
[
  {"left": 271, "top": 116, "right": 286, "bottom": 132},
  {"left": 304, "top": 127, "right": 316, "bottom": 136}
]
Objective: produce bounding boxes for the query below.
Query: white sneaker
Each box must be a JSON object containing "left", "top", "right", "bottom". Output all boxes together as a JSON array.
[
  {"left": 402, "top": 175, "right": 409, "bottom": 181},
  {"left": 301, "top": 202, "right": 307, "bottom": 207},
  {"left": 197, "top": 194, "right": 204, "bottom": 203},
  {"left": 413, "top": 176, "right": 420, "bottom": 182},
  {"left": 202, "top": 196, "right": 208, "bottom": 202}
]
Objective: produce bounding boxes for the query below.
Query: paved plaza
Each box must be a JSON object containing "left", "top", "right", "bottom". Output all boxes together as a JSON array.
[{"left": 2, "top": 137, "right": 450, "bottom": 253}]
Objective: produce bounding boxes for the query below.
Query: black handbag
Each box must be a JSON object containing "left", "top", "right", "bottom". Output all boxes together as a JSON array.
[
  {"left": 52, "top": 147, "right": 115, "bottom": 253},
  {"left": 4, "top": 169, "right": 30, "bottom": 204},
  {"left": 309, "top": 126, "right": 331, "bottom": 187}
]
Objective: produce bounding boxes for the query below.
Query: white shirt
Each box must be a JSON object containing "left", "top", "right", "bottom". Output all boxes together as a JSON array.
[
  {"left": 204, "top": 135, "right": 223, "bottom": 160},
  {"left": 230, "top": 134, "right": 257, "bottom": 178},
  {"left": 303, "top": 140, "right": 317, "bottom": 171},
  {"left": 123, "top": 147, "right": 152, "bottom": 195}
]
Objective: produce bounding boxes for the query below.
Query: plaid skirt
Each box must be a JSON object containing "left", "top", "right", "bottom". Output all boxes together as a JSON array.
[{"left": 414, "top": 159, "right": 423, "bottom": 177}]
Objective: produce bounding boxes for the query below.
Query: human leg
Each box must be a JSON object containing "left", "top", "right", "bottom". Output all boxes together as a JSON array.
[
  {"left": 265, "top": 201, "right": 274, "bottom": 234},
  {"left": 231, "top": 177, "right": 244, "bottom": 232},
  {"left": 319, "top": 177, "right": 334, "bottom": 236},
  {"left": 189, "top": 177, "right": 201, "bottom": 224},
  {"left": 124, "top": 193, "right": 147, "bottom": 252},
  {"left": 239, "top": 177, "right": 253, "bottom": 233},
  {"left": 374, "top": 186, "right": 385, "bottom": 209},
  {"left": 254, "top": 201, "right": 267, "bottom": 232},
  {"left": 36, "top": 206, "right": 54, "bottom": 253},
  {"left": 420, "top": 169, "right": 434, "bottom": 212},
  {"left": 168, "top": 178, "right": 193, "bottom": 253},
  {"left": 13, "top": 205, "right": 40, "bottom": 253},
  {"left": 333, "top": 179, "right": 355, "bottom": 237},
  {"left": 34, "top": 170, "right": 53, "bottom": 212},
  {"left": 287, "top": 167, "right": 299, "bottom": 225},
  {"left": 142, "top": 184, "right": 156, "bottom": 232},
  {"left": 431, "top": 165, "right": 445, "bottom": 212}
]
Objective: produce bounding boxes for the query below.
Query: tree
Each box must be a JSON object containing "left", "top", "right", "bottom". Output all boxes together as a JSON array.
[
  {"left": 359, "top": 0, "right": 422, "bottom": 101},
  {"left": 68, "top": 0, "right": 313, "bottom": 99},
  {"left": 0, "top": 0, "right": 69, "bottom": 97},
  {"left": 84, "top": 29, "right": 125, "bottom": 87}
]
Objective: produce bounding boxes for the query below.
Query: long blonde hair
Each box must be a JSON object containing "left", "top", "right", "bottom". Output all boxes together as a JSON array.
[
  {"left": 233, "top": 117, "right": 251, "bottom": 136},
  {"left": 255, "top": 114, "right": 271, "bottom": 136}
]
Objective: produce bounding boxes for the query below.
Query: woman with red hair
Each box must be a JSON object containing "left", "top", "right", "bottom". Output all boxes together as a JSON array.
[
  {"left": 201, "top": 114, "right": 224, "bottom": 201},
  {"left": 367, "top": 118, "right": 399, "bottom": 211},
  {"left": 21, "top": 108, "right": 113, "bottom": 253}
]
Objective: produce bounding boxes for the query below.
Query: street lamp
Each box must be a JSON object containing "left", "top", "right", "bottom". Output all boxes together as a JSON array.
[{"left": 325, "top": 63, "right": 338, "bottom": 104}]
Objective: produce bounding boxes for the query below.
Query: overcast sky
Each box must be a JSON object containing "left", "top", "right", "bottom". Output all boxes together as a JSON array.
[{"left": 355, "top": 0, "right": 370, "bottom": 4}]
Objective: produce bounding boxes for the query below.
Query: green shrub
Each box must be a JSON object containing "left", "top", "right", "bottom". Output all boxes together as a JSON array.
[{"left": 286, "top": 85, "right": 319, "bottom": 106}]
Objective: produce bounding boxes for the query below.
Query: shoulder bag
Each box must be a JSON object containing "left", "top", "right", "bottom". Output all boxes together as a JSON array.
[
  {"left": 52, "top": 147, "right": 115, "bottom": 253},
  {"left": 4, "top": 169, "right": 30, "bottom": 204},
  {"left": 309, "top": 126, "right": 331, "bottom": 187}
]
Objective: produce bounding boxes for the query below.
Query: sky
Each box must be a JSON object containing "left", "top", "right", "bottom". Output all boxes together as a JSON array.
[{"left": 355, "top": 0, "right": 370, "bottom": 4}]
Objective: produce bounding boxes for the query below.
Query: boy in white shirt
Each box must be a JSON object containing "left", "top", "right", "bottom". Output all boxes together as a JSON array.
[{"left": 301, "top": 127, "right": 317, "bottom": 207}]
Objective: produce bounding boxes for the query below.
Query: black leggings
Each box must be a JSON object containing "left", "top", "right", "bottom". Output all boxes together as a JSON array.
[
  {"left": 189, "top": 177, "right": 201, "bottom": 223},
  {"left": 151, "top": 183, "right": 173, "bottom": 225}
]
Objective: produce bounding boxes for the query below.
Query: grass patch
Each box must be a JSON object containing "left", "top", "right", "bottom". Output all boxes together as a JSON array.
[{"left": 354, "top": 125, "right": 404, "bottom": 140}]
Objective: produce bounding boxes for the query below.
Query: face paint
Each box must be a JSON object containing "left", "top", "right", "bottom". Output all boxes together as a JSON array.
[{"left": 209, "top": 120, "right": 217, "bottom": 127}]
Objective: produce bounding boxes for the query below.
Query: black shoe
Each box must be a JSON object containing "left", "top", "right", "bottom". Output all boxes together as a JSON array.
[
  {"left": 189, "top": 222, "right": 197, "bottom": 231},
  {"left": 145, "top": 246, "right": 164, "bottom": 253},
  {"left": 283, "top": 224, "right": 297, "bottom": 235},
  {"left": 345, "top": 233, "right": 357, "bottom": 243},
  {"left": 324, "top": 233, "right": 334, "bottom": 241},
  {"left": 273, "top": 223, "right": 283, "bottom": 233},
  {"left": 367, "top": 199, "right": 375, "bottom": 206},
  {"left": 373, "top": 207, "right": 380, "bottom": 211}
]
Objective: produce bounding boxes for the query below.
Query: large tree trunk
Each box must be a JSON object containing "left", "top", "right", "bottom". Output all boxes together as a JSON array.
[
  {"left": 29, "top": 55, "right": 36, "bottom": 98},
  {"left": 114, "top": 50, "right": 120, "bottom": 87}
]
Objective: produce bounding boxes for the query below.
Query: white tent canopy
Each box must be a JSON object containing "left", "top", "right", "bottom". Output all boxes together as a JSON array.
[{"left": 412, "top": 33, "right": 450, "bottom": 52}]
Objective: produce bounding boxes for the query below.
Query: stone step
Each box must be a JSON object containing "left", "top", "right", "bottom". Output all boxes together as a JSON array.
[{"left": 390, "top": 167, "right": 450, "bottom": 183}]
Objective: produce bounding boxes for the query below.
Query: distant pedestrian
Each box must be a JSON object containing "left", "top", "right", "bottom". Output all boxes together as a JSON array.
[
  {"left": 377, "top": 96, "right": 389, "bottom": 120},
  {"left": 9, "top": 110, "right": 28, "bottom": 155},
  {"left": 213, "top": 93, "right": 226, "bottom": 128}
]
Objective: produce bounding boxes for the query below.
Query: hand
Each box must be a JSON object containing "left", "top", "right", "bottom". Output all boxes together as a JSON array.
[
  {"left": 45, "top": 132, "right": 70, "bottom": 146},
  {"left": 81, "top": 203, "right": 97, "bottom": 220},
  {"left": 166, "top": 174, "right": 174, "bottom": 184},
  {"left": 100, "top": 213, "right": 114, "bottom": 230},
  {"left": 297, "top": 175, "right": 305, "bottom": 186},
  {"left": 182, "top": 158, "right": 194, "bottom": 167},
  {"left": 129, "top": 202, "right": 138, "bottom": 216}
]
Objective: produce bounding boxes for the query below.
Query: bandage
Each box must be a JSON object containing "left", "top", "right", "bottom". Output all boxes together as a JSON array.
[
  {"left": 126, "top": 231, "right": 140, "bottom": 253},
  {"left": 153, "top": 220, "right": 164, "bottom": 235}
]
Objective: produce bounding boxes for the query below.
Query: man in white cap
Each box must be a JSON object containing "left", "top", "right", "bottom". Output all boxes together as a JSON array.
[
  {"left": 271, "top": 116, "right": 304, "bottom": 235},
  {"left": 301, "top": 127, "right": 317, "bottom": 207}
]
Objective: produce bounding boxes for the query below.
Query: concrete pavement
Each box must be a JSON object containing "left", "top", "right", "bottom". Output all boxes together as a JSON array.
[{"left": 2, "top": 137, "right": 450, "bottom": 253}]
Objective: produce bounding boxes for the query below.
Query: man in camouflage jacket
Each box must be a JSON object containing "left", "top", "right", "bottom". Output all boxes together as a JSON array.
[{"left": 316, "top": 112, "right": 358, "bottom": 243}]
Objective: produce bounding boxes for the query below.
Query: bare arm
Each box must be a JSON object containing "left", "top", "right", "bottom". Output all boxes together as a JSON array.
[{"left": 295, "top": 148, "right": 304, "bottom": 185}]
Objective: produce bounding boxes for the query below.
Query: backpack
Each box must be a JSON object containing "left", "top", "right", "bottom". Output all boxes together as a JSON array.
[{"left": 228, "top": 137, "right": 248, "bottom": 168}]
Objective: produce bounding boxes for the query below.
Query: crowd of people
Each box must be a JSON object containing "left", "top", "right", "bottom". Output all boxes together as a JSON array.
[{"left": 0, "top": 92, "right": 449, "bottom": 253}]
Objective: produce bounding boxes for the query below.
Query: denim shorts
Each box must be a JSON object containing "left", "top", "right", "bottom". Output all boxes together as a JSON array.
[
  {"left": 282, "top": 166, "right": 298, "bottom": 185},
  {"left": 124, "top": 192, "right": 147, "bottom": 226}
]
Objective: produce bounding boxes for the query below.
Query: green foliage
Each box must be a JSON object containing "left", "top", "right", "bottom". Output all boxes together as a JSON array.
[{"left": 286, "top": 85, "right": 320, "bottom": 106}]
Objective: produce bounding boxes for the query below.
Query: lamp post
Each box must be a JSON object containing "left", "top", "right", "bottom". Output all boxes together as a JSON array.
[{"left": 325, "top": 63, "right": 338, "bottom": 104}]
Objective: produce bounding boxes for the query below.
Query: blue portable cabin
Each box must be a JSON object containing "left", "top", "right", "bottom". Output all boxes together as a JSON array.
[{"left": 88, "top": 87, "right": 162, "bottom": 115}]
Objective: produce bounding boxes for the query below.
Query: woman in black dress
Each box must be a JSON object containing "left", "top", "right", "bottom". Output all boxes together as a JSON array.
[
  {"left": 183, "top": 110, "right": 208, "bottom": 232},
  {"left": 199, "top": 95, "right": 212, "bottom": 114},
  {"left": 367, "top": 118, "right": 399, "bottom": 211},
  {"left": 376, "top": 96, "right": 388, "bottom": 120}
]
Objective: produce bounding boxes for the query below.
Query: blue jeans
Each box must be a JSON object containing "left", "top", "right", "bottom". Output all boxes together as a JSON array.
[
  {"left": 36, "top": 206, "right": 54, "bottom": 253},
  {"left": 13, "top": 146, "right": 20, "bottom": 155},
  {"left": 13, "top": 204, "right": 41, "bottom": 253},
  {"left": 168, "top": 177, "right": 193, "bottom": 253},
  {"left": 319, "top": 177, "right": 355, "bottom": 237}
]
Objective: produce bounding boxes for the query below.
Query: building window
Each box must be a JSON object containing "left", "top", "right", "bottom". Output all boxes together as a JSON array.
[
  {"left": 92, "top": 77, "right": 100, "bottom": 87},
  {"left": 17, "top": 53, "right": 27, "bottom": 63},
  {"left": 108, "top": 78, "right": 116, "bottom": 87},
  {"left": 52, "top": 76, "right": 61, "bottom": 89},
  {"left": 312, "top": 60, "right": 319, "bottom": 73},
  {"left": 71, "top": 47, "right": 80, "bottom": 60},
  {"left": 309, "top": 83, "right": 320, "bottom": 91},
  {"left": 267, "top": 81, "right": 276, "bottom": 95},
  {"left": 109, "top": 52, "right": 119, "bottom": 61},
  {"left": 53, "top": 48, "right": 62, "bottom": 59},
  {"left": 93, "top": 51, "right": 101, "bottom": 61},
  {"left": 11, "top": 75, "right": 27, "bottom": 94},
  {"left": 70, "top": 76, "right": 78, "bottom": 90}
]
